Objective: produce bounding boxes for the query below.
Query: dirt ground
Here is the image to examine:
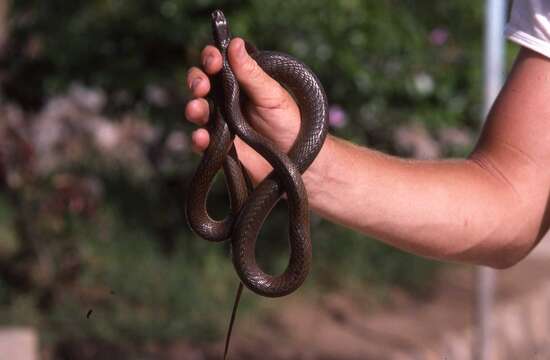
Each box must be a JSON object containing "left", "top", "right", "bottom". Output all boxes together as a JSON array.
[
  {"left": 198, "top": 239, "right": 550, "bottom": 360},
  {"left": 20, "top": 238, "right": 550, "bottom": 359}
]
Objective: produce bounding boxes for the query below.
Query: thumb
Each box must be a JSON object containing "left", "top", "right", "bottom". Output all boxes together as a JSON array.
[{"left": 227, "top": 38, "right": 288, "bottom": 108}]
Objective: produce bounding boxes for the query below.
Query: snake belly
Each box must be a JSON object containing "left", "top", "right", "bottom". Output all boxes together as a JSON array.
[{"left": 186, "top": 10, "right": 328, "bottom": 297}]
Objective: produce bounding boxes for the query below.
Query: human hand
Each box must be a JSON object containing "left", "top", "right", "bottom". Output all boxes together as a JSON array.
[{"left": 185, "top": 37, "right": 302, "bottom": 184}]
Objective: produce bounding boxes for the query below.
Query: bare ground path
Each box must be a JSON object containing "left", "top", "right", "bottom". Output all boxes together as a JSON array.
[
  {"left": 3, "top": 238, "right": 550, "bottom": 359},
  {"left": 205, "top": 235, "right": 550, "bottom": 359}
]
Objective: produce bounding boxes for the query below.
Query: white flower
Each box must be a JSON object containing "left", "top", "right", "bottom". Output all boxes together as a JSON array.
[
  {"left": 413, "top": 72, "right": 434, "bottom": 96},
  {"left": 94, "top": 121, "right": 120, "bottom": 151}
]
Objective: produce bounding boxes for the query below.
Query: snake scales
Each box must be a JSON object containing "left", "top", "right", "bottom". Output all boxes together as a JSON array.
[{"left": 186, "top": 9, "right": 328, "bottom": 298}]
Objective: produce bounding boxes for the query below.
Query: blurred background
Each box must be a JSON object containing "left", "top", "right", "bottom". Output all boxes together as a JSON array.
[{"left": 2, "top": 1, "right": 545, "bottom": 359}]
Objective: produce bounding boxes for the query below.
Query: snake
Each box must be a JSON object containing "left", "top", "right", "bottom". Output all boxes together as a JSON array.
[{"left": 186, "top": 9, "right": 328, "bottom": 298}]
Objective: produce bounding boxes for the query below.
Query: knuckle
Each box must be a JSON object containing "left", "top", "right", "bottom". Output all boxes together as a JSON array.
[
  {"left": 186, "top": 67, "right": 201, "bottom": 83},
  {"left": 244, "top": 59, "right": 262, "bottom": 80},
  {"left": 274, "top": 86, "right": 289, "bottom": 104},
  {"left": 185, "top": 102, "right": 196, "bottom": 119},
  {"left": 263, "top": 85, "right": 291, "bottom": 109},
  {"left": 201, "top": 46, "right": 214, "bottom": 58},
  {"left": 187, "top": 66, "right": 201, "bottom": 76}
]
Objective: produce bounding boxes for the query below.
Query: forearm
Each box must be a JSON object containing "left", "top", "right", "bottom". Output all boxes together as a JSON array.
[
  {"left": 304, "top": 134, "right": 545, "bottom": 268},
  {"left": 302, "top": 48, "right": 550, "bottom": 268}
]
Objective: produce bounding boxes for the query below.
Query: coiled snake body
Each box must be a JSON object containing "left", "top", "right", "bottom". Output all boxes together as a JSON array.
[{"left": 186, "top": 10, "right": 328, "bottom": 298}]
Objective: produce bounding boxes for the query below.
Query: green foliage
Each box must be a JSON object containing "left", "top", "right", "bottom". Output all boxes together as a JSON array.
[
  {"left": 0, "top": 205, "right": 245, "bottom": 345},
  {"left": 49, "top": 222, "right": 235, "bottom": 343},
  {"left": 239, "top": 0, "right": 484, "bottom": 144},
  {"left": 0, "top": 0, "right": 494, "bottom": 351},
  {"left": 312, "top": 217, "right": 438, "bottom": 297},
  {"left": 6, "top": 0, "right": 484, "bottom": 134}
]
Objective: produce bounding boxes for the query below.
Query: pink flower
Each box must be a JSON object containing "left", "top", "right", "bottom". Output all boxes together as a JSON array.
[
  {"left": 329, "top": 105, "right": 347, "bottom": 128},
  {"left": 429, "top": 28, "right": 449, "bottom": 46}
]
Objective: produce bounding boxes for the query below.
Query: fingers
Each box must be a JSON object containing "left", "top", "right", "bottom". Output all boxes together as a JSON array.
[
  {"left": 185, "top": 45, "right": 223, "bottom": 151},
  {"left": 185, "top": 97, "right": 210, "bottom": 152},
  {"left": 227, "top": 38, "right": 288, "bottom": 108},
  {"left": 185, "top": 98, "right": 210, "bottom": 126},
  {"left": 188, "top": 39, "right": 289, "bottom": 109},
  {"left": 201, "top": 45, "right": 223, "bottom": 75},
  {"left": 186, "top": 67, "right": 210, "bottom": 98},
  {"left": 186, "top": 45, "right": 223, "bottom": 98},
  {"left": 187, "top": 39, "right": 290, "bottom": 154},
  {"left": 191, "top": 128, "right": 210, "bottom": 153}
]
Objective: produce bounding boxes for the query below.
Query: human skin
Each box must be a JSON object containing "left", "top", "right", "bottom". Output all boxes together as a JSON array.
[{"left": 185, "top": 37, "right": 550, "bottom": 269}]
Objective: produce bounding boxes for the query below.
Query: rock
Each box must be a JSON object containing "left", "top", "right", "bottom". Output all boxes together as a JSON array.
[{"left": 0, "top": 328, "right": 38, "bottom": 360}]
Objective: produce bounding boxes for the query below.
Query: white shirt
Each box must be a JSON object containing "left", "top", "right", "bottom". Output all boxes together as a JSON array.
[{"left": 505, "top": 0, "right": 550, "bottom": 58}]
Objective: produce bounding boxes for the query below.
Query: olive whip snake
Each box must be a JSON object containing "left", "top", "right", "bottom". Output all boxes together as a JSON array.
[{"left": 186, "top": 9, "right": 328, "bottom": 357}]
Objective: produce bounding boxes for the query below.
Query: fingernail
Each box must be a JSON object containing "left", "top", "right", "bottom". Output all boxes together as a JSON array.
[
  {"left": 203, "top": 55, "right": 213, "bottom": 69},
  {"left": 191, "top": 78, "right": 201, "bottom": 91},
  {"left": 236, "top": 40, "right": 246, "bottom": 59}
]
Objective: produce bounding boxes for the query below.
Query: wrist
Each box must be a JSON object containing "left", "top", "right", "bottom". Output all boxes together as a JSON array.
[{"left": 303, "top": 134, "right": 335, "bottom": 208}]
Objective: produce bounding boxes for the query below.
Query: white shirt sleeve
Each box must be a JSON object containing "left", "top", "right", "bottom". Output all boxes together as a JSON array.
[{"left": 505, "top": 0, "right": 550, "bottom": 58}]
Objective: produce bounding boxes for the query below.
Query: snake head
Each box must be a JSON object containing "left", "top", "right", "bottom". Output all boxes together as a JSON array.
[{"left": 211, "top": 10, "right": 231, "bottom": 51}]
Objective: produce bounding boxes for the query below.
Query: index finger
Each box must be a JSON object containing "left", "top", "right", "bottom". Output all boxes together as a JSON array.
[{"left": 201, "top": 45, "right": 223, "bottom": 75}]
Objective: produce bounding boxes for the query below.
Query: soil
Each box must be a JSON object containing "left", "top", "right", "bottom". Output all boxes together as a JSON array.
[
  {"left": 43, "top": 239, "right": 550, "bottom": 360},
  {"left": 198, "top": 239, "right": 550, "bottom": 360}
]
